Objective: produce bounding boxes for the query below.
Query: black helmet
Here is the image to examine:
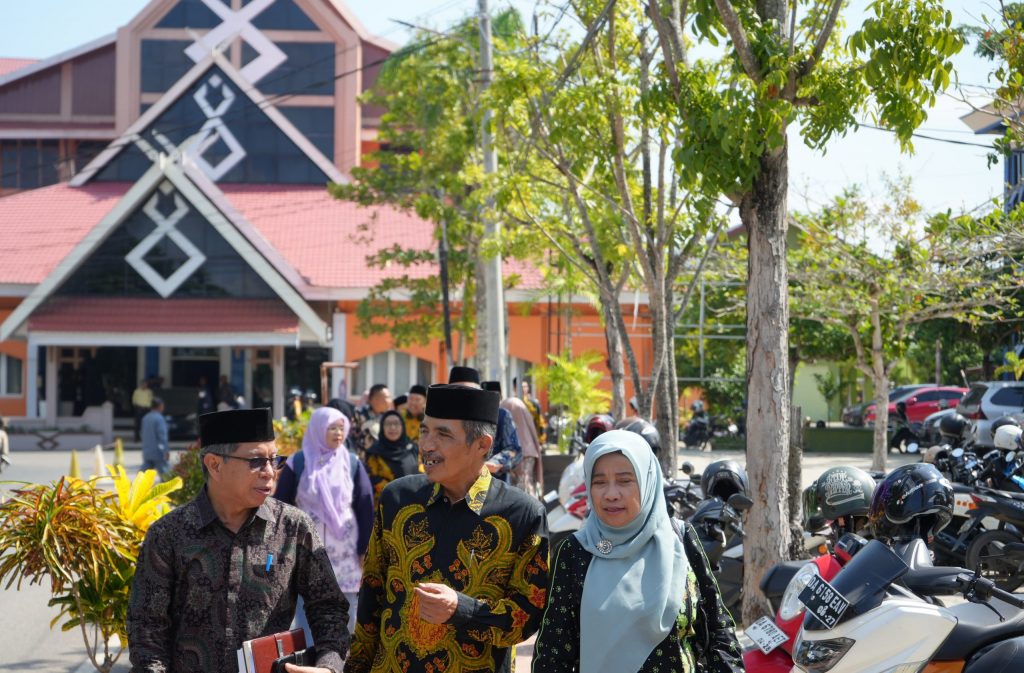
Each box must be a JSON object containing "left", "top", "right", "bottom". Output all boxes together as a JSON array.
[
  {"left": 803, "top": 481, "right": 826, "bottom": 531},
  {"left": 939, "top": 413, "right": 968, "bottom": 442},
  {"left": 869, "top": 463, "right": 953, "bottom": 543},
  {"left": 583, "top": 414, "right": 615, "bottom": 445},
  {"left": 815, "top": 466, "right": 876, "bottom": 521},
  {"left": 615, "top": 417, "right": 662, "bottom": 456},
  {"left": 701, "top": 460, "right": 749, "bottom": 501},
  {"left": 991, "top": 416, "right": 1021, "bottom": 436}
]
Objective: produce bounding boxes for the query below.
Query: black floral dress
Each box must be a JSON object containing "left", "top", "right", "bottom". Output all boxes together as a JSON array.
[{"left": 532, "top": 523, "right": 745, "bottom": 673}]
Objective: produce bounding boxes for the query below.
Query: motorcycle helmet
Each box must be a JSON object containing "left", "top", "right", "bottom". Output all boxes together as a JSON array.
[
  {"left": 938, "top": 413, "right": 968, "bottom": 443},
  {"left": 691, "top": 400, "right": 705, "bottom": 413},
  {"left": 701, "top": 460, "right": 749, "bottom": 501},
  {"left": 993, "top": 424, "right": 1024, "bottom": 451},
  {"left": 990, "top": 415, "right": 1021, "bottom": 436},
  {"left": 923, "top": 445, "right": 949, "bottom": 464},
  {"left": 583, "top": 414, "right": 615, "bottom": 445},
  {"left": 815, "top": 466, "right": 876, "bottom": 520},
  {"left": 802, "top": 480, "right": 826, "bottom": 531},
  {"left": 868, "top": 463, "right": 953, "bottom": 543},
  {"left": 615, "top": 417, "right": 662, "bottom": 456}
]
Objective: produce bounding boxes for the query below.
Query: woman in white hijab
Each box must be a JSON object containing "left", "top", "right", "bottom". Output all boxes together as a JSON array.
[{"left": 532, "top": 430, "right": 744, "bottom": 672}]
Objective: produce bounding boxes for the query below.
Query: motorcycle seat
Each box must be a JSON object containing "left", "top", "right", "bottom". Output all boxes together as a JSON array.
[
  {"left": 933, "top": 596, "right": 1024, "bottom": 660},
  {"left": 978, "top": 486, "right": 1024, "bottom": 501},
  {"left": 894, "top": 538, "right": 934, "bottom": 570}
]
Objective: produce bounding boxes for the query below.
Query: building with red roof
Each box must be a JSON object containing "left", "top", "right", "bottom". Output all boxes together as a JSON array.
[{"left": 0, "top": 0, "right": 653, "bottom": 435}]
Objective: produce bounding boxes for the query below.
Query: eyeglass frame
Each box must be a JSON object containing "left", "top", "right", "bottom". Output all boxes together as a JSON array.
[{"left": 212, "top": 453, "right": 287, "bottom": 472}]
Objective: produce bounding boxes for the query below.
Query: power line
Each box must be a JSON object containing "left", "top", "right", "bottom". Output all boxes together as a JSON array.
[{"left": 857, "top": 122, "right": 995, "bottom": 149}]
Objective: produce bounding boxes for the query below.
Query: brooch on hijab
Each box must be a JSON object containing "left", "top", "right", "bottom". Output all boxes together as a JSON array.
[{"left": 596, "top": 539, "right": 613, "bottom": 554}]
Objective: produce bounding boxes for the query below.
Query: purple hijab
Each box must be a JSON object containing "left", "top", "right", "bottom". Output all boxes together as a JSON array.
[{"left": 295, "top": 407, "right": 354, "bottom": 543}]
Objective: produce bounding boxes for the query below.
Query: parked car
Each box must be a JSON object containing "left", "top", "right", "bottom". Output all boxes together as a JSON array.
[
  {"left": 921, "top": 406, "right": 959, "bottom": 446},
  {"left": 864, "top": 386, "right": 966, "bottom": 425},
  {"left": 957, "top": 381, "right": 1024, "bottom": 448},
  {"left": 841, "top": 384, "right": 930, "bottom": 427}
]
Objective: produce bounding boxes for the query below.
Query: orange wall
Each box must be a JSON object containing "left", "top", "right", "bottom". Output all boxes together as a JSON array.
[
  {"left": 338, "top": 300, "right": 654, "bottom": 406},
  {"left": 0, "top": 303, "right": 28, "bottom": 416}
]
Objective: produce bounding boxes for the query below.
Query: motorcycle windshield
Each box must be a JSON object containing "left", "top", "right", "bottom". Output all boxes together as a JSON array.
[{"left": 803, "top": 540, "right": 909, "bottom": 632}]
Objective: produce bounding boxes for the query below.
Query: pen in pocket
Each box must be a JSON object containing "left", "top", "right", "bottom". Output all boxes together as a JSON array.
[{"left": 265, "top": 553, "right": 274, "bottom": 572}]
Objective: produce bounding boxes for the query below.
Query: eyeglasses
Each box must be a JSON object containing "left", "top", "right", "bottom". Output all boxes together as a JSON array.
[{"left": 215, "top": 454, "right": 287, "bottom": 471}]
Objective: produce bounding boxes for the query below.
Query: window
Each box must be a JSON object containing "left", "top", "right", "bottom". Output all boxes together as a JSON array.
[
  {"left": 0, "top": 140, "right": 61, "bottom": 190},
  {"left": 259, "top": 43, "right": 336, "bottom": 97},
  {"left": 940, "top": 390, "right": 965, "bottom": 401},
  {"left": 141, "top": 40, "right": 195, "bottom": 93},
  {"left": 990, "top": 386, "right": 1024, "bottom": 408},
  {"left": 250, "top": 0, "right": 318, "bottom": 30},
  {"left": 155, "top": 0, "right": 225, "bottom": 28},
  {"left": 353, "top": 351, "right": 433, "bottom": 398},
  {"left": 914, "top": 391, "right": 940, "bottom": 402},
  {"left": 1, "top": 354, "right": 24, "bottom": 396},
  {"left": 280, "top": 106, "right": 334, "bottom": 160}
]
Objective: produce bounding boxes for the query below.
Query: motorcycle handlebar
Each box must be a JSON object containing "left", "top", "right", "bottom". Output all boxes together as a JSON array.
[{"left": 956, "top": 572, "right": 1024, "bottom": 609}]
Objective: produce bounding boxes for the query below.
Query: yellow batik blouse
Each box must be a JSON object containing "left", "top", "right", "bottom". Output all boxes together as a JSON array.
[{"left": 347, "top": 468, "right": 550, "bottom": 673}]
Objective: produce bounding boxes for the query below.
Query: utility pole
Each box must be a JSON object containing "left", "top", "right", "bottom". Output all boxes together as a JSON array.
[{"left": 478, "top": 0, "right": 507, "bottom": 390}]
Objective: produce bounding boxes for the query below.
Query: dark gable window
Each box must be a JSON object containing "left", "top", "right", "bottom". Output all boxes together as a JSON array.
[
  {"left": 94, "top": 66, "right": 330, "bottom": 184},
  {"left": 141, "top": 40, "right": 195, "bottom": 93},
  {"left": 155, "top": 0, "right": 226, "bottom": 29},
  {"left": 259, "top": 43, "right": 336, "bottom": 97},
  {"left": 0, "top": 140, "right": 62, "bottom": 190},
  {"left": 250, "top": 0, "right": 318, "bottom": 30},
  {"left": 279, "top": 106, "right": 334, "bottom": 160},
  {"left": 58, "top": 186, "right": 276, "bottom": 299}
]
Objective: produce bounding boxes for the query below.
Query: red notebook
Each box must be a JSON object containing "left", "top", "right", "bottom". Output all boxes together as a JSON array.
[{"left": 239, "top": 629, "right": 308, "bottom": 673}]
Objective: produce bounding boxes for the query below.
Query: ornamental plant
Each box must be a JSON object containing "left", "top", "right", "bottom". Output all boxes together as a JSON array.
[
  {"left": 530, "top": 351, "right": 612, "bottom": 452},
  {"left": 0, "top": 468, "right": 180, "bottom": 673}
]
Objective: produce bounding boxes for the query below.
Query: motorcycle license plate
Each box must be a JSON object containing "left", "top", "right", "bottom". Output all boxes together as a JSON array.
[
  {"left": 798, "top": 573, "right": 850, "bottom": 629},
  {"left": 745, "top": 616, "right": 789, "bottom": 654}
]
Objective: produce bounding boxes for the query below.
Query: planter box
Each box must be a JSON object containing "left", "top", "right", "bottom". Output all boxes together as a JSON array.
[
  {"left": 804, "top": 427, "right": 874, "bottom": 453},
  {"left": 9, "top": 431, "right": 107, "bottom": 452}
]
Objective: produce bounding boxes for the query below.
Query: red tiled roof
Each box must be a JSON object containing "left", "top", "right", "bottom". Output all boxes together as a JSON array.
[
  {"left": 0, "top": 181, "right": 544, "bottom": 293},
  {"left": 0, "top": 182, "right": 130, "bottom": 284},
  {"left": 0, "top": 58, "right": 36, "bottom": 78},
  {"left": 29, "top": 297, "right": 298, "bottom": 334},
  {"left": 221, "top": 184, "right": 545, "bottom": 291}
]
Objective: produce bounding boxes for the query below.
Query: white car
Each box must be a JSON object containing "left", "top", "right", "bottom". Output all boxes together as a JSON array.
[{"left": 956, "top": 381, "right": 1024, "bottom": 448}]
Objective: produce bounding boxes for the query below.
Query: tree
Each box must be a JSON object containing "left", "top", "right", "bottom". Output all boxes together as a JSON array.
[
  {"left": 642, "top": 0, "right": 962, "bottom": 623},
  {"left": 492, "top": 0, "right": 725, "bottom": 463},
  {"left": 961, "top": 3, "right": 1024, "bottom": 152},
  {"left": 791, "top": 180, "right": 1023, "bottom": 471},
  {"left": 330, "top": 12, "right": 528, "bottom": 361}
]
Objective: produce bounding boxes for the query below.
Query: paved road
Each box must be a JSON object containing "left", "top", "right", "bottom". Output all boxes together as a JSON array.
[{"left": 0, "top": 446, "right": 916, "bottom": 672}]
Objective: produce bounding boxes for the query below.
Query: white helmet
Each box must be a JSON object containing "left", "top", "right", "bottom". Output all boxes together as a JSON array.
[{"left": 993, "top": 424, "right": 1024, "bottom": 451}]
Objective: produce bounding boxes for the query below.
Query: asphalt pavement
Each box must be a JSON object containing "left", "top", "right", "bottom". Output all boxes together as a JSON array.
[{"left": 0, "top": 444, "right": 918, "bottom": 672}]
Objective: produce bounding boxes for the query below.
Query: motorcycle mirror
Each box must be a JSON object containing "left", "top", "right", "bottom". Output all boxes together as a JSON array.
[
  {"left": 681, "top": 461, "right": 694, "bottom": 475},
  {"left": 907, "top": 443, "right": 920, "bottom": 454},
  {"left": 727, "top": 493, "right": 754, "bottom": 511},
  {"left": 1007, "top": 451, "right": 1017, "bottom": 463},
  {"left": 952, "top": 448, "right": 965, "bottom": 458}
]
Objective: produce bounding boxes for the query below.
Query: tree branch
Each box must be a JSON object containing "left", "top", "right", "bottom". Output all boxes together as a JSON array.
[
  {"left": 801, "top": 0, "right": 842, "bottom": 77},
  {"left": 712, "top": 0, "right": 763, "bottom": 84}
]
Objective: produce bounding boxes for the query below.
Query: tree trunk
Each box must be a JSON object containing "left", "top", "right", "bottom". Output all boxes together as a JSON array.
[
  {"left": 788, "top": 405, "right": 807, "bottom": 559},
  {"left": 602, "top": 298, "right": 627, "bottom": 420},
  {"left": 870, "top": 358, "right": 889, "bottom": 472},
  {"left": 739, "top": 144, "right": 792, "bottom": 626}
]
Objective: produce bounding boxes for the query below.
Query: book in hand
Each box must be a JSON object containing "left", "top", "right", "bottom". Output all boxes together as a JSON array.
[{"left": 236, "top": 628, "right": 313, "bottom": 673}]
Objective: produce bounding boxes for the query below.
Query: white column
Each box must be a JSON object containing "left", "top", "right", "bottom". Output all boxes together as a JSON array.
[
  {"left": 244, "top": 348, "right": 253, "bottom": 408},
  {"left": 45, "top": 346, "right": 57, "bottom": 425},
  {"left": 331, "top": 312, "right": 346, "bottom": 399},
  {"left": 219, "top": 347, "right": 231, "bottom": 381},
  {"left": 272, "top": 345, "right": 284, "bottom": 419},
  {"left": 158, "top": 347, "right": 172, "bottom": 383},
  {"left": 26, "top": 337, "right": 38, "bottom": 418}
]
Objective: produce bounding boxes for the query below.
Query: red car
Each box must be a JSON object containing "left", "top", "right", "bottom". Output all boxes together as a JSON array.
[{"left": 864, "top": 386, "right": 968, "bottom": 425}]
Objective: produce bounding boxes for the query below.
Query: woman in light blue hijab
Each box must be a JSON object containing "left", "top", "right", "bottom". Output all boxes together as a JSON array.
[{"left": 532, "top": 430, "right": 744, "bottom": 673}]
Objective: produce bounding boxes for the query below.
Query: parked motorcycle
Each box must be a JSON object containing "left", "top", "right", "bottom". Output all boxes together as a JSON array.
[{"left": 792, "top": 537, "right": 1024, "bottom": 673}]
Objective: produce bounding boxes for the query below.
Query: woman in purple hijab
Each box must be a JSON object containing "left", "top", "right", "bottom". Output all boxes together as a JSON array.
[{"left": 274, "top": 406, "right": 374, "bottom": 635}]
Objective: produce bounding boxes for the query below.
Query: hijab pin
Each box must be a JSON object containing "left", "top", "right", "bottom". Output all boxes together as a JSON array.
[{"left": 596, "top": 539, "right": 613, "bottom": 554}]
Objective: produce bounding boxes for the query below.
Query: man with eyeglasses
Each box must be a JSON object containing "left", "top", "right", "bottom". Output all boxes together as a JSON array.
[{"left": 127, "top": 408, "right": 350, "bottom": 673}]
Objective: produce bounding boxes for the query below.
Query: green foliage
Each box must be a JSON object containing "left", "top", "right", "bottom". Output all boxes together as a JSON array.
[
  {"left": 168, "top": 442, "right": 205, "bottom": 506},
  {"left": 813, "top": 370, "right": 842, "bottom": 422},
  {"left": 530, "top": 351, "right": 612, "bottom": 450},
  {"left": 995, "top": 351, "right": 1024, "bottom": 381},
  {"left": 0, "top": 471, "right": 179, "bottom": 672}
]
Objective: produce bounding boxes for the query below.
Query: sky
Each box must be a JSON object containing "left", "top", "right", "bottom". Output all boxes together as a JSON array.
[{"left": 0, "top": 0, "right": 1007, "bottom": 216}]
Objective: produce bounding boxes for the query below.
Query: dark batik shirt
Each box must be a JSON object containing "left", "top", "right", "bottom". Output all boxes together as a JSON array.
[
  {"left": 127, "top": 488, "right": 350, "bottom": 673},
  {"left": 532, "top": 525, "right": 744, "bottom": 673},
  {"left": 347, "top": 469, "right": 549, "bottom": 673}
]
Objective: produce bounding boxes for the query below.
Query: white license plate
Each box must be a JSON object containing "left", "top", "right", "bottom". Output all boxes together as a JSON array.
[{"left": 745, "top": 615, "right": 789, "bottom": 654}]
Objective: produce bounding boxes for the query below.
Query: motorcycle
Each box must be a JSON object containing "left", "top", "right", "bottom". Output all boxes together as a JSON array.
[
  {"left": 683, "top": 410, "right": 712, "bottom": 450},
  {"left": 689, "top": 492, "right": 753, "bottom": 615},
  {"left": 792, "top": 537, "right": 1024, "bottom": 673}
]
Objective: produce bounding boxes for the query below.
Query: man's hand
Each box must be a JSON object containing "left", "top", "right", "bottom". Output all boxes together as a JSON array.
[
  {"left": 283, "top": 665, "right": 332, "bottom": 673},
  {"left": 415, "top": 583, "right": 459, "bottom": 623},
  {"left": 485, "top": 460, "right": 501, "bottom": 474}
]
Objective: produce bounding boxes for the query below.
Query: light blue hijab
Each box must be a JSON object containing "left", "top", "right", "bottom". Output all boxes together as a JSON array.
[{"left": 575, "top": 430, "right": 688, "bottom": 673}]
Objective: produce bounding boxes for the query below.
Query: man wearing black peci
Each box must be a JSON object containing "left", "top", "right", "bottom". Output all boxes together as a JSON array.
[
  {"left": 347, "top": 384, "right": 549, "bottom": 673},
  {"left": 127, "top": 408, "right": 349, "bottom": 673}
]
